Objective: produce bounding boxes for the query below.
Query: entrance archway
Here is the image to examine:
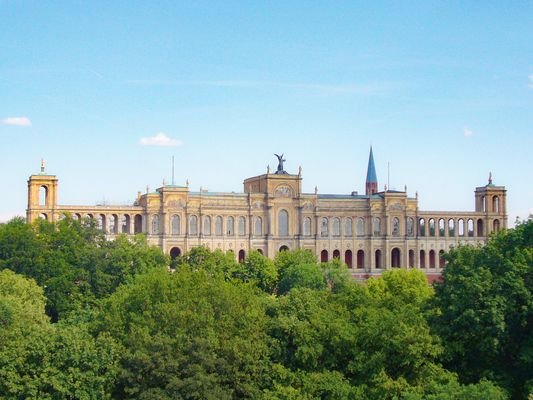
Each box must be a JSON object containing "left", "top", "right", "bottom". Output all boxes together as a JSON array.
[
  {"left": 344, "top": 250, "right": 353, "bottom": 268},
  {"left": 391, "top": 248, "right": 401, "bottom": 267},
  {"left": 169, "top": 247, "right": 181, "bottom": 259}
]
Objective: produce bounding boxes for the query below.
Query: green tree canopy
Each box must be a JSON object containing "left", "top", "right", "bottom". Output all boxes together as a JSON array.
[{"left": 431, "top": 219, "right": 533, "bottom": 399}]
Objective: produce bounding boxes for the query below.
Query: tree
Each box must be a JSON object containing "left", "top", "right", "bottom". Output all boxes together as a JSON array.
[
  {"left": 431, "top": 220, "right": 533, "bottom": 399},
  {"left": 0, "top": 270, "right": 119, "bottom": 398},
  {"left": 95, "top": 269, "right": 271, "bottom": 399},
  {"left": 238, "top": 250, "right": 279, "bottom": 293},
  {"left": 0, "top": 216, "right": 168, "bottom": 321},
  {"left": 277, "top": 263, "right": 326, "bottom": 294}
]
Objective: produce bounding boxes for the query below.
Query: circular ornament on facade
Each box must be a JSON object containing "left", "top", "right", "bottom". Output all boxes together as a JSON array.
[
  {"left": 346, "top": 243, "right": 350, "bottom": 249},
  {"left": 240, "top": 243, "right": 244, "bottom": 248},
  {"left": 228, "top": 243, "right": 233, "bottom": 248},
  {"left": 420, "top": 243, "right": 424, "bottom": 248},
  {"left": 217, "top": 243, "right": 221, "bottom": 248},
  {"left": 359, "top": 243, "right": 363, "bottom": 248}
]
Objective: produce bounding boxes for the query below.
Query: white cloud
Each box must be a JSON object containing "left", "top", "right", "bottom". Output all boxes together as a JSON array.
[
  {"left": 528, "top": 74, "right": 533, "bottom": 88},
  {"left": 463, "top": 127, "right": 474, "bottom": 137},
  {"left": 2, "top": 116, "right": 32, "bottom": 127},
  {"left": 140, "top": 132, "right": 182, "bottom": 147}
]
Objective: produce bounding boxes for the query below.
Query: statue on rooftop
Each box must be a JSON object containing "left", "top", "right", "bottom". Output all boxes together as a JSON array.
[{"left": 274, "top": 153, "right": 287, "bottom": 174}]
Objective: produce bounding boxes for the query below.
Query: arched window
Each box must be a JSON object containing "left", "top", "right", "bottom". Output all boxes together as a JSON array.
[
  {"left": 303, "top": 217, "right": 311, "bottom": 236},
  {"left": 121, "top": 215, "right": 130, "bottom": 234},
  {"left": 467, "top": 219, "right": 474, "bottom": 237},
  {"left": 151, "top": 215, "right": 159, "bottom": 235},
  {"left": 356, "top": 218, "right": 365, "bottom": 236},
  {"left": 448, "top": 219, "right": 455, "bottom": 237},
  {"left": 226, "top": 216, "right": 234, "bottom": 236},
  {"left": 203, "top": 216, "right": 211, "bottom": 235},
  {"left": 344, "top": 218, "right": 352, "bottom": 236},
  {"left": 255, "top": 217, "right": 263, "bottom": 236},
  {"left": 238, "top": 249, "right": 245, "bottom": 263},
  {"left": 238, "top": 216, "right": 246, "bottom": 236},
  {"left": 171, "top": 215, "right": 180, "bottom": 235},
  {"left": 332, "top": 218, "right": 340, "bottom": 236},
  {"left": 375, "top": 249, "right": 382, "bottom": 268},
  {"left": 493, "top": 196, "right": 500, "bottom": 213},
  {"left": 392, "top": 217, "right": 400, "bottom": 236},
  {"left": 345, "top": 250, "right": 353, "bottom": 268},
  {"left": 39, "top": 186, "right": 48, "bottom": 206},
  {"left": 408, "top": 250, "right": 415, "bottom": 267},
  {"left": 493, "top": 219, "right": 500, "bottom": 232},
  {"left": 278, "top": 210, "right": 289, "bottom": 236},
  {"left": 428, "top": 218, "right": 436, "bottom": 236},
  {"left": 458, "top": 219, "right": 465, "bottom": 236},
  {"left": 420, "top": 250, "right": 426, "bottom": 268},
  {"left": 98, "top": 214, "right": 107, "bottom": 232},
  {"left": 373, "top": 218, "right": 381, "bottom": 236},
  {"left": 279, "top": 245, "right": 289, "bottom": 252},
  {"left": 215, "top": 216, "right": 223, "bottom": 236},
  {"left": 134, "top": 214, "right": 143, "bottom": 234},
  {"left": 477, "top": 219, "right": 484, "bottom": 237},
  {"left": 320, "top": 217, "right": 329, "bottom": 237},
  {"left": 39, "top": 213, "right": 48, "bottom": 220},
  {"left": 189, "top": 215, "right": 198, "bottom": 235},
  {"left": 419, "top": 218, "right": 426, "bottom": 236},
  {"left": 407, "top": 217, "right": 414, "bottom": 236},
  {"left": 320, "top": 250, "right": 328, "bottom": 263},
  {"left": 391, "top": 248, "right": 401, "bottom": 267},
  {"left": 110, "top": 214, "right": 119, "bottom": 234},
  {"left": 429, "top": 250, "right": 436, "bottom": 268},
  {"left": 439, "top": 250, "right": 445, "bottom": 268},
  {"left": 438, "top": 218, "right": 445, "bottom": 237},
  {"left": 332, "top": 249, "right": 340, "bottom": 259},
  {"left": 357, "top": 250, "right": 364, "bottom": 268}
]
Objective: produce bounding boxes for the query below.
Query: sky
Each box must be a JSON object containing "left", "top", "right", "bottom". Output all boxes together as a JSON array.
[{"left": 1, "top": 1, "right": 532, "bottom": 224}]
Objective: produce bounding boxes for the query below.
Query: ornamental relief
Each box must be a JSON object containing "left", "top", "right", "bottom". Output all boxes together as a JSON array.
[
  {"left": 274, "top": 185, "right": 293, "bottom": 198},
  {"left": 389, "top": 202, "right": 404, "bottom": 211},
  {"left": 166, "top": 199, "right": 185, "bottom": 208},
  {"left": 253, "top": 201, "right": 265, "bottom": 210},
  {"left": 303, "top": 202, "right": 314, "bottom": 211}
]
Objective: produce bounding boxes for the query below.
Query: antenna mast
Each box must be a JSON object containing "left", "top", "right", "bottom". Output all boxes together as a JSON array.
[
  {"left": 172, "top": 156, "right": 175, "bottom": 185},
  {"left": 387, "top": 162, "right": 390, "bottom": 191}
]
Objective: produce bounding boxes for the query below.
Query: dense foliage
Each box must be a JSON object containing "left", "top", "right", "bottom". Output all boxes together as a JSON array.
[{"left": 0, "top": 216, "right": 530, "bottom": 399}]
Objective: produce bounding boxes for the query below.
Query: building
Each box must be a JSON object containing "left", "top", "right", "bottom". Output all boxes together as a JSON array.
[{"left": 26, "top": 149, "right": 507, "bottom": 280}]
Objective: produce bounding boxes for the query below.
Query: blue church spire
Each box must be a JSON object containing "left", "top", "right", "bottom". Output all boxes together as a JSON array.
[{"left": 365, "top": 146, "right": 378, "bottom": 195}]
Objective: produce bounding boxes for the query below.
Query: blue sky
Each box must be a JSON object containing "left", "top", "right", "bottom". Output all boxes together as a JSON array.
[{"left": 1, "top": 1, "right": 532, "bottom": 223}]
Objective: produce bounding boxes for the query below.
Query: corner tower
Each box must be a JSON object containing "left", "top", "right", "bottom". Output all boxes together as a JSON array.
[
  {"left": 474, "top": 172, "right": 507, "bottom": 235},
  {"left": 27, "top": 160, "right": 59, "bottom": 223},
  {"left": 365, "top": 147, "right": 378, "bottom": 195}
]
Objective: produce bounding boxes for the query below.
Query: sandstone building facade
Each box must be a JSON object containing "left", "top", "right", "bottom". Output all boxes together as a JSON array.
[{"left": 27, "top": 150, "right": 507, "bottom": 280}]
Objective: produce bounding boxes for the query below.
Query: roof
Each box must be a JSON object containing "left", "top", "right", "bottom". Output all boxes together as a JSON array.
[{"left": 366, "top": 146, "right": 377, "bottom": 183}]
